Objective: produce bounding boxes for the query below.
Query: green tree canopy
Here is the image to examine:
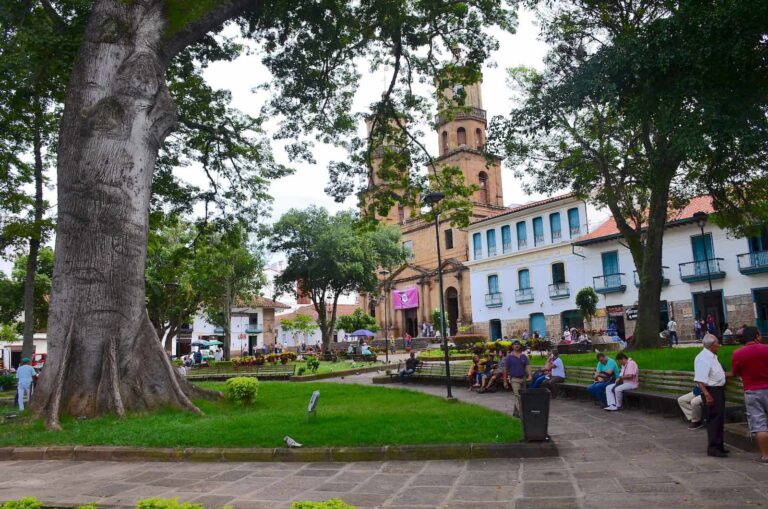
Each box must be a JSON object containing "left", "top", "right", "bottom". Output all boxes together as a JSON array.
[
  {"left": 336, "top": 308, "right": 379, "bottom": 334},
  {"left": 271, "top": 207, "right": 405, "bottom": 348}
]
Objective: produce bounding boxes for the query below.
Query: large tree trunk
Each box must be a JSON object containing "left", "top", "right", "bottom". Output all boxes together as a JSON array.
[
  {"left": 30, "top": 0, "right": 213, "bottom": 429},
  {"left": 21, "top": 111, "right": 45, "bottom": 360}
]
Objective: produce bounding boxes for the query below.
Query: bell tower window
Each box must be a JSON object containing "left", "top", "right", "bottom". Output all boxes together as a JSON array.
[
  {"left": 441, "top": 131, "right": 448, "bottom": 153},
  {"left": 475, "top": 128, "right": 483, "bottom": 149},
  {"left": 457, "top": 127, "right": 467, "bottom": 146},
  {"left": 478, "top": 171, "right": 489, "bottom": 204}
]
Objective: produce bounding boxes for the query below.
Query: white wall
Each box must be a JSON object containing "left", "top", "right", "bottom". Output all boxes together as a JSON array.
[{"left": 191, "top": 310, "right": 266, "bottom": 354}]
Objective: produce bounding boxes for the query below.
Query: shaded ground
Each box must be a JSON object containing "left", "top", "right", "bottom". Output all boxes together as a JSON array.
[{"left": 0, "top": 374, "right": 766, "bottom": 508}]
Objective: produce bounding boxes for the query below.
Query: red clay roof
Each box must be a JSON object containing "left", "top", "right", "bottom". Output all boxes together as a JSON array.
[
  {"left": 575, "top": 196, "right": 715, "bottom": 245},
  {"left": 276, "top": 303, "right": 358, "bottom": 321},
  {"left": 470, "top": 192, "right": 578, "bottom": 226}
]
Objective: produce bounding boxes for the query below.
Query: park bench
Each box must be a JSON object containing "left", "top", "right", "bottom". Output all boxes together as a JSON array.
[
  {"left": 559, "top": 365, "right": 745, "bottom": 418},
  {"left": 350, "top": 354, "right": 378, "bottom": 363},
  {"left": 186, "top": 363, "right": 296, "bottom": 381},
  {"left": 556, "top": 343, "right": 590, "bottom": 355},
  {"left": 389, "top": 360, "right": 468, "bottom": 384}
]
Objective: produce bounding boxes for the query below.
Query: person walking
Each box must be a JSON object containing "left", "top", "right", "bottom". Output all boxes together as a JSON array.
[
  {"left": 731, "top": 326, "right": 768, "bottom": 464},
  {"left": 15, "top": 357, "right": 36, "bottom": 412},
  {"left": 503, "top": 340, "right": 531, "bottom": 417},
  {"left": 695, "top": 333, "right": 729, "bottom": 457},
  {"left": 667, "top": 317, "right": 678, "bottom": 347}
]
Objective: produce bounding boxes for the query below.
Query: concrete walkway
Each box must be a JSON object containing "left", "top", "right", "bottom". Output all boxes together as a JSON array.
[{"left": 0, "top": 375, "right": 766, "bottom": 508}]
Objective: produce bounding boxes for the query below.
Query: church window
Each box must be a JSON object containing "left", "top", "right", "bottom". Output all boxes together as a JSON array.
[
  {"left": 475, "top": 128, "right": 483, "bottom": 148},
  {"left": 457, "top": 127, "right": 467, "bottom": 146},
  {"left": 478, "top": 171, "right": 489, "bottom": 204},
  {"left": 441, "top": 131, "right": 448, "bottom": 153}
]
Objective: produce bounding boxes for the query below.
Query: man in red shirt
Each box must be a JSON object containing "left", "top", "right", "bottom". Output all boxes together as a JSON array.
[{"left": 731, "top": 326, "right": 768, "bottom": 464}]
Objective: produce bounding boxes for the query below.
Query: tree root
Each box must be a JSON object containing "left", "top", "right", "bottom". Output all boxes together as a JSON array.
[{"left": 43, "top": 319, "right": 75, "bottom": 431}]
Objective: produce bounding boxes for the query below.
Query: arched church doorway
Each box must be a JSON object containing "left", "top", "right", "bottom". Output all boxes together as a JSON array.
[{"left": 445, "top": 287, "right": 459, "bottom": 336}]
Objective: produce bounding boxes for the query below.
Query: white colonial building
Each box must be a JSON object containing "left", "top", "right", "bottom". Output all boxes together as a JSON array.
[{"left": 467, "top": 194, "right": 768, "bottom": 342}]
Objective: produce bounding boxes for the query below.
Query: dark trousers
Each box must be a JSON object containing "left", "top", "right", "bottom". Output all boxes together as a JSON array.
[
  {"left": 705, "top": 385, "right": 726, "bottom": 452},
  {"left": 669, "top": 331, "right": 678, "bottom": 346},
  {"left": 587, "top": 381, "right": 612, "bottom": 406}
]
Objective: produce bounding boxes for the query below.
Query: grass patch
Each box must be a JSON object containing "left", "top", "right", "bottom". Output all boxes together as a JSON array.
[
  {"left": 0, "top": 382, "right": 520, "bottom": 448},
  {"left": 295, "top": 360, "right": 384, "bottom": 375},
  {"left": 529, "top": 345, "right": 742, "bottom": 371}
]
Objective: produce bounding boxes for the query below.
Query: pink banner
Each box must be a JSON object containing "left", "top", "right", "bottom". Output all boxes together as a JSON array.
[{"left": 393, "top": 287, "right": 419, "bottom": 310}]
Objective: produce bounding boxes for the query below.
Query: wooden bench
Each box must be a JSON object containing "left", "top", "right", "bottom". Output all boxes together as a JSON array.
[
  {"left": 559, "top": 366, "right": 745, "bottom": 418},
  {"left": 186, "top": 364, "right": 296, "bottom": 381},
  {"left": 389, "top": 360, "right": 469, "bottom": 383},
  {"left": 350, "top": 354, "right": 378, "bottom": 363}
]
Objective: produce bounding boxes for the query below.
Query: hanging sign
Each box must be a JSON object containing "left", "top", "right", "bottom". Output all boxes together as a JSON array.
[{"left": 606, "top": 305, "right": 624, "bottom": 317}]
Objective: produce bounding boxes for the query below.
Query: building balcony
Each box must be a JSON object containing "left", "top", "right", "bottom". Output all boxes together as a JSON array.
[
  {"left": 737, "top": 251, "right": 768, "bottom": 275},
  {"left": 678, "top": 259, "right": 726, "bottom": 283},
  {"left": 552, "top": 230, "right": 562, "bottom": 241},
  {"left": 570, "top": 226, "right": 581, "bottom": 237},
  {"left": 488, "top": 246, "right": 497, "bottom": 257},
  {"left": 245, "top": 326, "right": 262, "bottom": 334},
  {"left": 502, "top": 242, "right": 512, "bottom": 253},
  {"left": 534, "top": 234, "right": 545, "bottom": 246},
  {"left": 549, "top": 282, "right": 570, "bottom": 299},
  {"left": 593, "top": 273, "right": 626, "bottom": 294},
  {"left": 515, "top": 288, "right": 534, "bottom": 304},
  {"left": 518, "top": 239, "right": 527, "bottom": 249},
  {"left": 485, "top": 292, "right": 503, "bottom": 308},
  {"left": 437, "top": 106, "right": 487, "bottom": 126},
  {"left": 633, "top": 267, "right": 670, "bottom": 287},
  {"left": 473, "top": 250, "right": 482, "bottom": 260}
]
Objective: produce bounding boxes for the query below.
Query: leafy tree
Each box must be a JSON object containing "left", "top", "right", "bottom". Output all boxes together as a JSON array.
[
  {"left": 336, "top": 308, "right": 379, "bottom": 334},
  {"left": 0, "top": 249, "right": 54, "bottom": 333},
  {"left": 280, "top": 314, "right": 318, "bottom": 346},
  {"left": 27, "top": 0, "right": 515, "bottom": 427},
  {"left": 490, "top": 0, "right": 768, "bottom": 348},
  {"left": 575, "top": 288, "right": 599, "bottom": 331},
  {"left": 271, "top": 207, "right": 405, "bottom": 349},
  {"left": 0, "top": 324, "right": 19, "bottom": 344}
]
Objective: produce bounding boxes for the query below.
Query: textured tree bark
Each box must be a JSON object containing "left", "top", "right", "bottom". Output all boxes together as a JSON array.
[
  {"left": 21, "top": 109, "right": 46, "bottom": 360},
  {"left": 29, "top": 0, "right": 215, "bottom": 429}
]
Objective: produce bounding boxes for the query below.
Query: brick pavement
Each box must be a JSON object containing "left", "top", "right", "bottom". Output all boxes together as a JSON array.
[{"left": 0, "top": 376, "right": 767, "bottom": 508}]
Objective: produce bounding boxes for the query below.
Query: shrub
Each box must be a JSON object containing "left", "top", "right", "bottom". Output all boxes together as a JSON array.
[
  {"left": 266, "top": 353, "right": 279, "bottom": 364},
  {"left": 0, "top": 374, "right": 16, "bottom": 390},
  {"left": 1, "top": 498, "right": 43, "bottom": 509},
  {"left": 452, "top": 334, "right": 487, "bottom": 350},
  {"left": 297, "top": 366, "right": 307, "bottom": 375},
  {"left": 306, "top": 356, "right": 320, "bottom": 373},
  {"left": 224, "top": 377, "right": 260, "bottom": 405},
  {"left": 291, "top": 499, "right": 356, "bottom": 509},
  {"left": 136, "top": 499, "right": 204, "bottom": 509},
  {"left": 209, "top": 360, "right": 233, "bottom": 369}
]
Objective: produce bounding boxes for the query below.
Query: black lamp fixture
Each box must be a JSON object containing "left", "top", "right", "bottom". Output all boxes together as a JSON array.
[{"left": 422, "top": 190, "right": 452, "bottom": 399}]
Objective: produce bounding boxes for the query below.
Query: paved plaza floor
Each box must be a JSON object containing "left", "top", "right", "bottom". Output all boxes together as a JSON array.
[{"left": 1, "top": 375, "right": 767, "bottom": 508}]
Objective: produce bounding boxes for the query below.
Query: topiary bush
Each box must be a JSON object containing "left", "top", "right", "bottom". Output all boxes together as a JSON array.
[
  {"left": 291, "top": 499, "right": 356, "bottom": 509},
  {"left": 224, "top": 377, "right": 260, "bottom": 405}
]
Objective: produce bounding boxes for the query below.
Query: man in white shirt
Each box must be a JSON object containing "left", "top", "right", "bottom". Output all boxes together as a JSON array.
[
  {"left": 542, "top": 351, "right": 566, "bottom": 399},
  {"left": 667, "top": 318, "right": 678, "bottom": 347},
  {"left": 694, "top": 334, "right": 729, "bottom": 457},
  {"left": 15, "top": 357, "right": 36, "bottom": 412}
]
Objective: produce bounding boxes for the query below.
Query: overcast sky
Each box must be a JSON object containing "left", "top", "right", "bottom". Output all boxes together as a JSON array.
[{"left": 1, "top": 9, "right": 553, "bottom": 277}]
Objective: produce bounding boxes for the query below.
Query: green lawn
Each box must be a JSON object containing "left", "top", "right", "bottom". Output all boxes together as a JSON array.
[
  {"left": 529, "top": 345, "right": 742, "bottom": 371},
  {"left": 0, "top": 382, "right": 520, "bottom": 448}
]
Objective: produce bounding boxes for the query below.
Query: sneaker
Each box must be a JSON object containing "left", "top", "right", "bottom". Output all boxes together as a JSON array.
[
  {"left": 688, "top": 421, "right": 705, "bottom": 430},
  {"left": 603, "top": 405, "right": 617, "bottom": 411}
]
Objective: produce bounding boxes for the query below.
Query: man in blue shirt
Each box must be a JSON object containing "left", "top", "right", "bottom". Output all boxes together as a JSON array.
[
  {"left": 15, "top": 357, "right": 36, "bottom": 412},
  {"left": 504, "top": 341, "right": 532, "bottom": 417},
  {"left": 587, "top": 353, "right": 620, "bottom": 407}
]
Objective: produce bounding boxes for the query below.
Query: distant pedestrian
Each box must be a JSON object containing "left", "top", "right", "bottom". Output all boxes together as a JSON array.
[
  {"left": 405, "top": 333, "right": 412, "bottom": 352},
  {"left": 15, "top": 357, "right": 35, "bottom": 412},
  {"left": 694, "top": 318, "right": 702, "bottom": 340},
  {"left": 421, "top": 322, "right": 428, "bottom": 337},
  {"left": 695, "top": 334, "right": 729, "bottom": 457},
  {"left": 707, "top": 314, "right": 716, "bottom": 334},
  {"left": 731, "top": 326, "right": 768, "bottom": 464},
  {"left": 667, "top": 318, "right": 678, "bottom": 347}
]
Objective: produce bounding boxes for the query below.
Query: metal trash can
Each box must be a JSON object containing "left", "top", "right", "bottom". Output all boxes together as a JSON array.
[{"left": 521, "top": 388, "right": 551, "bottom": 441}]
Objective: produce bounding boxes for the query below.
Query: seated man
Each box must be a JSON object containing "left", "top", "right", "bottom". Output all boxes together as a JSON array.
[
  {"left": 399, "top": 352, "right": 420, "bottom": 379},
  {"left": 542, "top": 351, "right": 566, "bottom": 399},
  {"left": 604, "top": 353, "right": 639, "bottom": 411},
  {"left": 587, "top": 353, "right": 620, "bottom": 407},
  {"left": 530, "top": 353, "right": 554, "bottom": 388},
  {"left": 468, "top": 354, "right": 481, "bottom": 390},
  {"left": 486, "top": 351, "right": 509, "bottom": 390},
  {"left": 477, "top": 354, "right": 496, "bottom": 392},
  {"left": 479, "top": 353, "right": 503, "bottom": 392},
  {"left": 678, "top": 386, "right": 705, "bottom": 429}
]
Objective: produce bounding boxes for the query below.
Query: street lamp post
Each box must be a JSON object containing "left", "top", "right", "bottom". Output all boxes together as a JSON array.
[
  {"left": 693, "top": 211, "right": 714, "bottom": 293},
  {"left": 379, "top": 269, "right": 391, "bottom": 364},
  {"left": 423, "top": 191, "right": 452, "bottom": 399}
]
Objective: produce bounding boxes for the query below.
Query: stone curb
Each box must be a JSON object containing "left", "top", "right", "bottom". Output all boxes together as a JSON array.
[
  {"left": 0, "top": 441, "right": 556, "bottom": 463},
  {"left": 289, "top": 364, "right": 393, "bottom": 381}
]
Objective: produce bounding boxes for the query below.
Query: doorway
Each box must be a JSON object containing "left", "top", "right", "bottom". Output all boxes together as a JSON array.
[
  {"left": 659, "top": 300, "right": 670, "bottom": 333},
  {"left": 404, "top": 308, "right": 419, "bottom": 337},
  {"left": 693, "top": 290, "right": 726, "bottom": 336},
  {"left": 753, "top": 288, "right": 768, "bottom": 334},
  {"left": 446, "top": 287, "right": 459, "bottom": 336},
  {"left": 561, "top": 309, "right": 583, "bottom": 331},
  {"left": 529, "top": 313, "right": 546, "bottom": 338},
  {"left": 489, "top": 319, "right": 502, "bottom": 341}
]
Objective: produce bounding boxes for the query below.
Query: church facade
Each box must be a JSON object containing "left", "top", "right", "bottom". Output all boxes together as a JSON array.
[{"left": 359, "top": 80, "right": 506, "bottom": 338}]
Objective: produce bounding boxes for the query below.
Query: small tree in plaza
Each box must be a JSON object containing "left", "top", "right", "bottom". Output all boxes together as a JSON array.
[
  {"left": 280, "top": 314, "right": 319, "bottom": 346},
  {"left": 575, "top": 287, "right": 599, "bottom": 332},
  {"left": 336, "top": 308, "right": 379, "bottom": 335}
]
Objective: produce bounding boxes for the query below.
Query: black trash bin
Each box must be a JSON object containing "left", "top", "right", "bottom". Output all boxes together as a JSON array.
[{"left": 521, "top": 388, "right": 550, "bottom": 441}]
